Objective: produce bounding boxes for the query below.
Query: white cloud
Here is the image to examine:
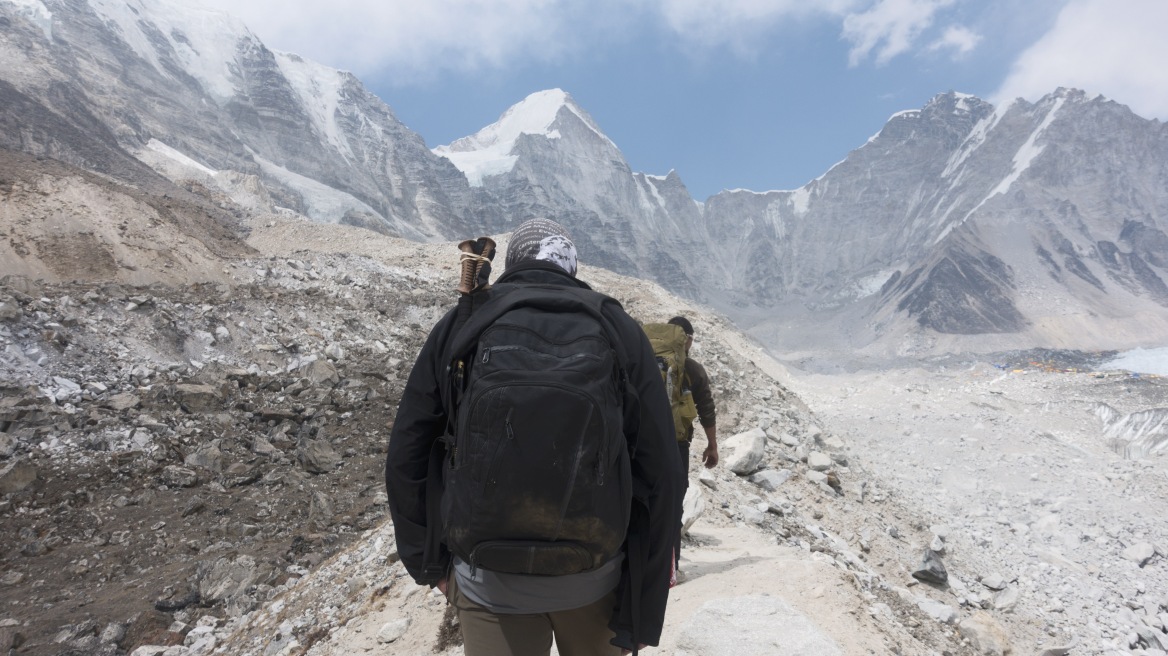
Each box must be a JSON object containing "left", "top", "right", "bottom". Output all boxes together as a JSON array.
[
  {"left": 841, "top": 0, "right": 955, "bottom": 66},
  {"left": 928, "top": 25, "right": 981, "bottom": 58},
  {"left": 193, "top": 0, "right": 644, "bottom": 79},
  {"left": 190, "top": 0, "right": 976, "bottom": 79},
  {"left": 993, "top": 0, "right": 1168, "bottom": 119},
  {"left": 655, "top": 0, "right": 857, "bottom": 48}
]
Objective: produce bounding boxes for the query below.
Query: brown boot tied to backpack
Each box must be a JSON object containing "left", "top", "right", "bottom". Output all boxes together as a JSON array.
[{"left": 457, "top": 237, "right": 496, "bottom": 295}]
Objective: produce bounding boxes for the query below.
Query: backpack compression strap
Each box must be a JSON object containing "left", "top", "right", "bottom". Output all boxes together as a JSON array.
[{"left": 447, "top": 283, "right": 627, "bottom": 365}]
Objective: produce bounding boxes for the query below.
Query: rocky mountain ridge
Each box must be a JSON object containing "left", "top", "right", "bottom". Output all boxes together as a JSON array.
[
  {"left": 2, "top": 0, "right": 1168, "bottom": 360},
  {"left": 3, "top": 218, "right": 1165, "bottom": 656}
]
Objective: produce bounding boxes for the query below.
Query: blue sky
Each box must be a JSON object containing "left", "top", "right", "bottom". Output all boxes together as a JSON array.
[{"left": 199, "top": 0, "right": 1168, "bottom": 201}]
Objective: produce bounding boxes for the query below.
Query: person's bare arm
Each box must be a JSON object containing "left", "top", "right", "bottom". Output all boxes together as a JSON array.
[{"left": 701, "top": 423, "right": 718, "bottom": 468}]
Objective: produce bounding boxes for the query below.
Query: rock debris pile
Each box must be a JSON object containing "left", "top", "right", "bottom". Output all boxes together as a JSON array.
[
  {"left": 1, "top": 220, "right": 1165, "bottom": 656},
  {"left": 0, "top": 251, "right": 450, "bottom": 655}
]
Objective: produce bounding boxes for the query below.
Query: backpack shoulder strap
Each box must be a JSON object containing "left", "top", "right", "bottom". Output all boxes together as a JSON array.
[{"left": 447, "top": 284, "right": 624, "bottom": 361}]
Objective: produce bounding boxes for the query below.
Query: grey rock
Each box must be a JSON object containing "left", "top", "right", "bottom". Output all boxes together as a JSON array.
[
  {"left": 184, "top": 440, "right": 226, "bottom": 473},
  {"left": 748, "top": 469, "right": 791, "bottom": 492},
  {"left": 53, "top": 376, "right": 81, "bottom": 393},
  {"left": 0, "top": 461, "right": 37, "bottom": 494},
  {"left": 814, "top": 434, "right": 846, "bottom": 452},
  {"left": 741, "top": 506, "right": 766, "bottom": 525},
  {"left": 197, "top": 555, "right": 276, "bottom": 604},
  {"left": 676, "top": 595, "right": 841, "bottom": 655},
  {"left": 912, "top": 550, "right": 948, "bottom": 585},
  {"left": 223, "top": 462, "right": 261, "bottom": 488},
  {"left": 698, "top": 468, "right": 717, "bottom": 489},
  {"left": 0, "top": 626, "right": 25, "bottom": 651},
  {"left": 958, "top": 611, "right": 1012, "bottom": 655},
  {"left": 980, "top": 573, "right": 1007, "bottom": 591},
  {"left": 99, "top": 622, "right": 126, "bottom": 645},
  {"left": 0, "top": 434, "right": 16, "bottom": 458},
  {"left": 681, "top": 484, "right": 705, "bottom": 535},
  {"left": 992, "top": 586, "right": 1020, "bottom": 611},
  {"left": 1139, "top": 626, "right": 1168, "bottom": 651},
  {"left": 0, "top": 300, "right": 21, "bottom": 321},
  {"left": 298, "top": 438, "right": 342, "bottom": 474},
  {"left": 174, "top": 384, "right": 222, "bottom": 413},
  {"left": 1123, "top": 542, "right": 1156, "bottom": 567},
  {"left": 725, "top": 427, "right": 767, "bottom": 475},
  {"left": 225, "top": 594, "right": 259, "bottom": 617},
  {"left": 807, "top": 451, "right": 832, "bottom": 471},
  {"left": 309, "top": 490, "right": 334, "bottom": 528},
  {"left": 1037, "top": 645, "right": 1074, "bottom": 656},
  {"left": 299, "top": 359, "right": 340, "bottom": 387},
  {"left": 162, "top": 465, "right": 199, "bottom": 488},
  {"left": 105, "top": 392, "right": 141, "bottom": 411},
  {"left": 917, "top": 599, "right": 957, "bottom": 624},
  {"left": 181, "top": 498, "right": 206, "bottom": 517},
  {"left": 252, "top": 434, "right": 280, "bottom": 456},
  {"left": 21, "top": 540, "right": 49, "bottom": 557},
  {"left": 376, "top": 618, "right": 410, "bottom": 644}
]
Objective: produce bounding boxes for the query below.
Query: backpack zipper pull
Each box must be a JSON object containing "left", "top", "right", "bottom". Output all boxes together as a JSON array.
[
  {"left": 481, "top": 347, "right": 491, "bottom": 364},
  {"left": 505, "top": 407, "right": 515, "bottom": 440}
]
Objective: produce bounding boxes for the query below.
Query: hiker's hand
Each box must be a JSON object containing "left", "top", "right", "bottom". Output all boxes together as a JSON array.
[
  {"left": 435, "top": 577, "right": 448, "bottom": 596},
  {"left": 621, "top": 645, "right": 647, "bottom": 655},
  {"left": 702, "top": 442, "right": 718, "bottom": 468}
]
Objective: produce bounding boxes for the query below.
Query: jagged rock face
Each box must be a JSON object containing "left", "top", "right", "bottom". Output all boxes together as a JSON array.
[
  {"left": 439, "top": 91, "right": 705, "bottom": 296},
  {"left": 717, "top": 90, "right": 1168, "bottom": 350},
  {"left": 0, "top": 0, "right": 471, "bottom": 238},
  {"left": 888, "top": 230, "right": 1028, "bottom": 335},
  {"left": 4, "top": 0, "right": 1168, "bottom": 353}
]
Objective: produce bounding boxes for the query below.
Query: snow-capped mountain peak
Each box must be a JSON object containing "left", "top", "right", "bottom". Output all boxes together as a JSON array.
[
  {"left": 86, "top": 0, "right": 255, "bottom": 101},
  {"left": 434, "top": 88, "right": 615, "bottom": 187},
  {"left": 2, "top": 0, "right": 52, "bottom": 39}
]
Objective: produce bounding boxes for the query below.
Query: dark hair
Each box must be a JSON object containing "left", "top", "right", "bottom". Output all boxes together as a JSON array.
[{"left": 668, "top": 316, "right": 694, "bottom": 336}]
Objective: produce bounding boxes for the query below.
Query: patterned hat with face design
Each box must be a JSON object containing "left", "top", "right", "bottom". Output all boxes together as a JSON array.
[{"left": 504, "top": 218, "right": 578, "bottom": 277}]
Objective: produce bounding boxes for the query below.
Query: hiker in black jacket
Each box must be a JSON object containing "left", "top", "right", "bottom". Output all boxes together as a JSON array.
[{"left": 386, "top": 218, "right": 682, "bottom": 655}]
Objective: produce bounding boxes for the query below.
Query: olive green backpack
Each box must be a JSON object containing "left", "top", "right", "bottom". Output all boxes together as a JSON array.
[{"left": 643, "top": 322, "right": 689, "bottom": 443}]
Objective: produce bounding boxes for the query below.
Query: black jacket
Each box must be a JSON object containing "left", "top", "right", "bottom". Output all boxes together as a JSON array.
[{"left": 385, "top": 260, "right": 682, "bottom": 649}]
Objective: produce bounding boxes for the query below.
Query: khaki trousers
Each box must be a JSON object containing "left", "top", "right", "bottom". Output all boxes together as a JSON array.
[{"left": 449, "top": 574, "right": 622, "bottom": 656}]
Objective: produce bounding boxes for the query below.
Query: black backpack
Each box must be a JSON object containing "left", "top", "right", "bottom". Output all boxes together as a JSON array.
[{"left": 439, "top": 283, "right": 632, "bottom": 576}]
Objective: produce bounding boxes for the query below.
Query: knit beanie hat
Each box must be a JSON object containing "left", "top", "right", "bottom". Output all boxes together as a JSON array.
[
  {"left": 504, "top": 218, "right": 578, "bottom": 277},
  {"left": 668, "top": 316, "right": 694, "bottom": 336}
]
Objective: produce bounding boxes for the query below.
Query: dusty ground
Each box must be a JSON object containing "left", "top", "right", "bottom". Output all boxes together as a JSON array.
[
  {"left": 776, "top": 360, "right": 1168, "bottom": 655},
  {"left": 2, "top": 184, "right": 1167, "bottom": 656}
]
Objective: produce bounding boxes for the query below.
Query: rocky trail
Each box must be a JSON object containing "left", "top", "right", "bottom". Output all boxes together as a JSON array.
[{"left": 1, "top": 218, "right": 1166, "bottom": 656}]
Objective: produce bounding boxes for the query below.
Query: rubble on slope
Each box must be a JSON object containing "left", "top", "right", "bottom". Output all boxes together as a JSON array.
[{"left": 0, "top": 253, "right": 448, "bottom": 656}]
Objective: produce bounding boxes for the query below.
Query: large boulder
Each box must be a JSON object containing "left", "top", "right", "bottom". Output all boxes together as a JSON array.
[
  {"left": 0, "top": 461, "right": 38, "bottom": 494},
  {"left": 724, "top": 428, "right": 767, "bottom": 475},
  {"left": 174, "top": 384, "right": 222, "bottom": 413},
  {"left": 299, "top": 359, "right": 340, "bottom": 387},
  {"left": 298, "top": 438, "right": 341, "bottom": 474},
  {"left": 197, "top": 555, "right": 277, "bottom": 604},
  {"left": 184, "top": 440, "right": 226, "bottom": 473},
  {"left": 681, "top": 482, "right": 705, "bottom": 535},
  {"left": 958, "top": 611, "right": 1013, "bottom": 655}
]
